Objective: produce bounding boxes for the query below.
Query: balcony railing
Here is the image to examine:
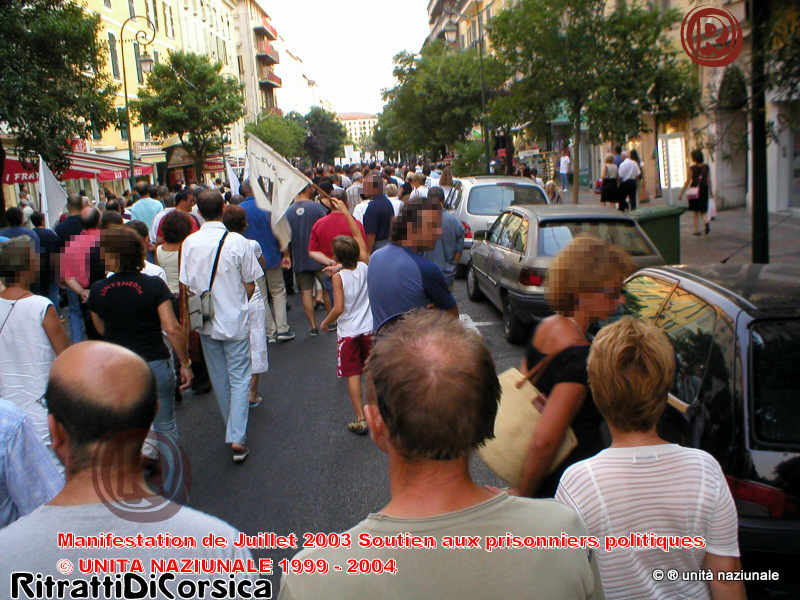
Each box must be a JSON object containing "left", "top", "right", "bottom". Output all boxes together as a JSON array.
[
  {"left": 254, "top": 17, "right": 278, "bottom": 40},
  {"left": 256, "top": 40, "right": 279, "bottom": 64},
  {"left": 258, "top": 70, "right": 282, "bottom": 88}
]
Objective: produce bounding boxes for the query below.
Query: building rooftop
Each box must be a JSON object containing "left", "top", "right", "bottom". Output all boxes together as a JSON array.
[{"left": 337, "top": 112, "right": 378, "bottom": 121}]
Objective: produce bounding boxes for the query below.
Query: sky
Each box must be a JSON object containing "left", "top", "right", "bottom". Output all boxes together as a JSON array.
[{"left": 267, "top": 0, "right": 431, "bottom": 115}]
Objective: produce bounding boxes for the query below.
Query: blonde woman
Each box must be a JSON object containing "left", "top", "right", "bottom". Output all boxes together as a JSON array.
[
  {"left": 557, "top": 318, "right": 744, "bottom": 600},
  {"left": 438, "top": 166, "right": 454, "bottom": 204},
  {"left": 514, "top": 236, "right": 633, "bottom": 498},
  {"left": 600, "top": 153, "right": 619, "bottom": 208}
]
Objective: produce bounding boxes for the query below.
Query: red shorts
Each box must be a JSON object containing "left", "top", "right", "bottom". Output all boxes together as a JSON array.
[{"left": 337, "top": 333, "right": 372, "bottom": 377}]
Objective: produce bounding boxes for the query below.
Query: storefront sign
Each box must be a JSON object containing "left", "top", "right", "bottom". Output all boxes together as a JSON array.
[{"left": 134, "top": 141, "right": 163, "bottom": 154}]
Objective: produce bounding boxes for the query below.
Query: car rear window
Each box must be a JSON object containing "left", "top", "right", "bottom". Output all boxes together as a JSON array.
[
  {"left": 466, "top": 184, "right": 546, "bottom": 215},
  {"left": 538, "top": 220, "right": 655, "bottom": 257},
  {"left": 751, "top": 319, "right": 800, "bottom": 446}
]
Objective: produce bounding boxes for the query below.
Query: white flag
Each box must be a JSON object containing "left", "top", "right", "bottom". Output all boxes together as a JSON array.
[
  {"left": 242, "top": 157, "right": 250, "bottom": 184},
  {"left": 247, "top": 136, "right": 313, "bottom": 250},
  {"left": 38, "top": 155, "right": 67, "bottom": 228},
  {"left": 225, "top": 157, "right": 240, "bottom": 196}
]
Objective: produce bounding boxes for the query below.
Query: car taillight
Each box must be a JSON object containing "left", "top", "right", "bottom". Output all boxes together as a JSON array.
[
  {"left": 726, "top": 476, "right": 800, "bottom": 518},
  {"left": 461, "top": 222, "right": 472, "bottom": 239},
  {"left": 519, "top": 268, "right": 544, "bottom": 287}
]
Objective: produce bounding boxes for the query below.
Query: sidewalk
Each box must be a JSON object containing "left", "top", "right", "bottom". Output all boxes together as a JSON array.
[{"left": 572, "top": 188, "right": 800, "bottom": 265}]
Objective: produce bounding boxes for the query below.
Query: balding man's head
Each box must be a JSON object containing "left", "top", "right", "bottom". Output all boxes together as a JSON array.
[
  {"left": 363, "top": 174, "right": 384, "bottom": 197},
  {"left": 46, "top": 342, "right": 156, "bottom": 473},
  {"left": 80, "top": 207, "right": 101, "bottom": 230},
  {"left": 365, "top": 310, "right": 500, "bottom": 461}
]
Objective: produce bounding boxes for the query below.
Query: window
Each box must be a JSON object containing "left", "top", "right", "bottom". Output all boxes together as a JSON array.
[
  {"left": 104, "top": 0, "right": 112, "bottom": 8},
  {"left": 133, "top": 42, "right": 143, "bottom": 83},
  {"left": 128, "top": 0, "right": 135, "bottom": 17},
  {"left": 92, "top": 129, "right": 103, "bottom": 141},
  {"left": 537, "top": 219, "right": 656, "bottom": 258},
  {"left": 153, "top": 50, "right": 159, "bottom": 64},
  {"left": 108, "top": 33, "right": 120, "bottom": 79},
  {"left": 497, "top": 213, "right": 523, "bottom": 250},
  {"left": 145, "top": 0, "right": 157, "bottom": 29},
  {"left": 466, "top": 184, "right": 546, "bottom": 216},
  {"left": 655, "top": 287, "right": 717, "bottom": 405},
  {"left": 117, "top": 108, "right": 129, "bottom": 140},
  {"left": 143, "top": 123, "right": 152, "bottom": 139},
  {"left": 163, "top": 3, "right": 174, "bottom": 37},
  {"left": 488, "top": 213, "right": 510, "bottom": 245},
  {"left": 750, "top": 319, "right": 800, "bottom": 446},
  {"left": 621, "top": 275, "right": 674, "bottom": 323}
]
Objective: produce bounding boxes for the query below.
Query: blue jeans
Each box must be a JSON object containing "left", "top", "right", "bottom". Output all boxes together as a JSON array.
[
  {"left": 200, "top": 335, "right": 251, "bottom": 445},
  {"left": 43, "top": 282, "right": 60, "bottom": 309},
  {"left": 560, "top": 172, "right": 568, "bottom": 190},
  {"left": 66, "top": 288, "right": 86, "bottom": 343},
  {"left": 143, "top": 358, "right": 178, "bottom": 460},
  {"left": 322, "top": 274, "right": 334, "bottom": 307}
]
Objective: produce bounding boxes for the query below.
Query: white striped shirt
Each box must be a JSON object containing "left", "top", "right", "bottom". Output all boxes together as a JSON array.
[{"left": 556, "top": 444, "right": 739, "bottom": 600}]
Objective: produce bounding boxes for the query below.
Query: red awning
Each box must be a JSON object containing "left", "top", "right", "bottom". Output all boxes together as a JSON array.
[{"left": 3, "top": 152, "right": 154, "bottom": 185}]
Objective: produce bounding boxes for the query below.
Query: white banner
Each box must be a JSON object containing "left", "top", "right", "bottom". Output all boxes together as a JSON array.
[
  {"left": 38, "top": 155, "right": 67, "bottom": 228},
  {"left": 246, "top": 136, "right": 313, "bottom": 250},
  {"left": 225, "top": 157, "right": 240, "bottom": 196}
]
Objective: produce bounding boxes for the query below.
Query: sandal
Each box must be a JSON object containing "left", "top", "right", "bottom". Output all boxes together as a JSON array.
[
  {"left": 347, "top": 420, "right": 368, "bottom": 435},
  {"left": 249, "top": 396, "right": 263, "bottom": 408}
]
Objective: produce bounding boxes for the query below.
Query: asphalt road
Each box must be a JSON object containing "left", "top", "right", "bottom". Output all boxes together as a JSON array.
[{"left": 173, "top": 278, "right": 515, "bottom": 592}]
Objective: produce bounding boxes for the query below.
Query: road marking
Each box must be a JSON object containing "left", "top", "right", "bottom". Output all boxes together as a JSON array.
[{"left": 460, "top": 313, "right": 501, "bottom": 335}]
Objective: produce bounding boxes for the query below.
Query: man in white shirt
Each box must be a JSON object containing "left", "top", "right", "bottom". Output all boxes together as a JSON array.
[
  {"left": 346, "top": 172, "right": 364, "bottom": 212},
  {"left": 617, "top": 153, "right": 641, "bottom": 211},
  {"left": 558, "top": 149, "right": 571, "bottom": 192},
  {"left": 179, "top": 189, "right": 263, "bottom": 462},
  {"left": 0, "top": 342, "right": 262, "bottom": 596}
]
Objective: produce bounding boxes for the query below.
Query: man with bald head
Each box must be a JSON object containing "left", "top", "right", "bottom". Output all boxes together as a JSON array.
[
  {"left": 61, "top": 208, "right": 105, "bottom": 340},
  {"left": 361, "top": 174, "right": 394, "bottom": 254},
  {"left": 0, "top": 342, "right": 262, "bottom": 596}
]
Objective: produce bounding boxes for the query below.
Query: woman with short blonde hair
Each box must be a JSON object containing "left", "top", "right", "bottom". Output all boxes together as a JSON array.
[
  {"left": 514, "top": 236, "right": 633, "bottom": 498},
  {"left": 600, "top": 154, "right": 619, "bottom": 208},
  {"left": 556, "top": 317, "right": 744, "bottom": 600}
]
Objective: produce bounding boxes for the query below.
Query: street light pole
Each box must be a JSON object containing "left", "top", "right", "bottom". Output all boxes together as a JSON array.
[
  {"left": 120, "top": 16, "right": 156, "bottom": 191},
  {"left": 478, "top": 34, "right": 490, "bottom": 175}
]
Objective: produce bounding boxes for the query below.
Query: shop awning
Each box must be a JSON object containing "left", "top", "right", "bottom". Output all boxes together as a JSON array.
[{"left": 3, "top": 151, "right": 154, "bottom": 185}]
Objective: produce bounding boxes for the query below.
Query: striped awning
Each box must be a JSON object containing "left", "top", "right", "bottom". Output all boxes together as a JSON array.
[{"left": 3, "top": 151, "right": 154, "bottom": 185}]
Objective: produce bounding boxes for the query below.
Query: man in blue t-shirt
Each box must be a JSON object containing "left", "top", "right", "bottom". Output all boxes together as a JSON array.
[
  {"left": 367, "top": 198, "right": 458, "bottom": 332},
  {"left": 362, "top": 174, "right": 394, "bottom": 254},
  {"left": 240, "top": 180, "right": 295, "bottom": 342}
]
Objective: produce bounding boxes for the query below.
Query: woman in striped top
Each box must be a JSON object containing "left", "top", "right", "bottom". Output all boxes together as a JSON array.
[{"left": 556, "top": 317, "right": 744, "bottom": 600}]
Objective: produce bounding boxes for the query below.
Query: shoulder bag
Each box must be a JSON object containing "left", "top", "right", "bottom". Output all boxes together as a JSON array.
[
  {"left": 187, "top": 231, "right": 228, "bottom": 331},
  {"left": 477, "top": 337, "right": 588, "bottom": 487}
]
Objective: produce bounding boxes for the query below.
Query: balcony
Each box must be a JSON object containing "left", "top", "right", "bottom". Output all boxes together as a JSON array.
[
  {"left": 256, "top": 40, "right": 279, "bottom": 64},
  {"left": 253, "top": 17, "right": 278, "bottom": 40},
  {"left": 266, "top": 107, "right": 283, "bottom": 116},
  {"left": 258, "top": 70, "right": 282, "bottom": 88}
]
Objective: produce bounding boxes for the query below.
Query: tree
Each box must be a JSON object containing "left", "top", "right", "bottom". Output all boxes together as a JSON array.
[
  {"left": 245, "top": 112, "right": 305, "bottom": 159},
  {"left": 132, "top": 51, "right": 245, "bottom": 177},
  {"left": 379, "top": 41, "right": 509, "bottom": 159},
  {"left": 489, "top": 0, "right": 679, "bottom": 203},
  {"left": 0, "top": 0, "right": 117, "bottom": 224},
  {"left": 303, "top": 107, "right": 347, "bottom": 165}
]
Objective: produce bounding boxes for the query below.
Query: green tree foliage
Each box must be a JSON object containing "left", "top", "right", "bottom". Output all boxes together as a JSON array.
[
  {"left": 378, "top": 41, "right": 509, "bottom": 158},
  {"left": 245, "top": 112, "right": 306, "bottom": 159},
  {"left": 303, "top": 107, "right": 347, "bottom": 165},
  {"left": 132, "top": 50, "right": 245, "bottom": 175},
  {"left": 489, "top": 0, "right": 683, "bottom": 203},
  {"left": 0, "top": 0, "right": 117, "bottom": 222},
  {"left": 452, "top": 140, "right": 489, "bottom": 177}
]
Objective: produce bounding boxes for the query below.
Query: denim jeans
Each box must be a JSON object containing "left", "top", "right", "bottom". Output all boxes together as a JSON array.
[
  {"left": 560, "top": 172, "right": 568, "bottom": 190},
  {"left": 143, "top": 358, "right": 178, "bottom": 460},
  {"left": 200, "top": 335, "right": 251, "bottom": 445},
  {"left": 43, "top": 282, "right": 60, "bottom": 310},
  {"left": 322, "top": 273, "right": 334, "bottom": 307},
  {"left": 66, "top": 287, "right": 86, "bottom": 343}
]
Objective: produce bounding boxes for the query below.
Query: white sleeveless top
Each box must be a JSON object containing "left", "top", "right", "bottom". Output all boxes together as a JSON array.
[
  {"left": 337, "top": 262, "right": 372, "bottom": 338},
  {"left": 603, "top": 163, "right": 618, "bottom": 179},
  {"left": 156, "top": 246, "right": 180, "bottom": 294},
  {"left": 0, "top": 294, "right": 56, "bottom": 445}
]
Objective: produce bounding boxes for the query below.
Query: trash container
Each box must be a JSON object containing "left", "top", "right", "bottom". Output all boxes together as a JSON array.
[{"left": 630, "top": 205, "right": 686, "bottom": 265}]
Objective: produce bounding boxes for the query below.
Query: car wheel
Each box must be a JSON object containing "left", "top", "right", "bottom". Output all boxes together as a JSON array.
[
  {"left": 455, "top": 263, "right": 468, "bottom": 279},
  {"left": 467, "top": 263, "right": 484, "bottom": 302},
  {"left": 503, "top": 295, "right": 529, "bottom": 344}
]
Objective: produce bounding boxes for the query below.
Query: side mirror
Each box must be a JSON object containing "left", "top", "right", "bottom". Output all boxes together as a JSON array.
[{"left": 473, "top": 230, "right": 489, "bottom": 241}]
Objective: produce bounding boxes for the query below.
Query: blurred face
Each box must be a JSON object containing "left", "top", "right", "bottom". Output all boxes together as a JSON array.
[
  {"left": 581, "top": 280, "right": 625, "bottom": 321},
  {"left": 407, "top": 208, "right": 442, "bottom": 251}
]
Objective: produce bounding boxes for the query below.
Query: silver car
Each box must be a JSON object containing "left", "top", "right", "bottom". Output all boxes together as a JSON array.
[
  {"left": 443, "top": 176, "right": 548, "bottom": 277},
  {"left": 466, "top": 204, "right": 665, "bottom": 343}
]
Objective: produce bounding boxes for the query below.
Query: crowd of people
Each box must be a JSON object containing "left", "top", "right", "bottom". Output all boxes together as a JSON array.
[{"left": 0, "top": 158, "right": 744, "bottom": 599}]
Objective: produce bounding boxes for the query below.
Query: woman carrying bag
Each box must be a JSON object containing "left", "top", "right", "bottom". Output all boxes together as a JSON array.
[
  {"left": 513, "top": 237, "right": 633, "bottom": 498},
  {"left": 679, "top": 149, "right": 712, "bottom": 236}
]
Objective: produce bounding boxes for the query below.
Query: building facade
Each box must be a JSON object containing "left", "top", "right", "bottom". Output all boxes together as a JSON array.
[
  {"left": 273, "top": 40, "right": 333, "bottom": 116},
  {"left": 234, "top": 0, "right": 280, "bottom": 123},
  {"left": 338, "top": 113, "right": 378, "bottom": 145}
]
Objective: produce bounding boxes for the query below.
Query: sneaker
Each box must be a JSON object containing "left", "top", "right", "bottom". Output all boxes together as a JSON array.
[
  {"left": 328, "top": 321, "right": 337, "bottom": 331},
  {"left": 232, "top": 446, "right": 250, "bottom": 463},
  {"left": 267, "top": 336, "right": 277, "bottom": 344},
  {"left": 286, "top": 300, "right": 292, "bottom": 312},
  {"left": 309, "top": 328, "right": 319, "bottom": 337},
  {"left": 277, "top": 330, "right": 296, "bottom": 342}
]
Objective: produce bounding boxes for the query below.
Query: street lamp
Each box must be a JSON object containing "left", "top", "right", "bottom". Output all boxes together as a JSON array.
[
  {"left": 119, "top": 15, "right": 156, "bottom": 190},
  {"left": 443, "top": 21, "right": 458, "bottom": 46},
  {"left": 472, "top": 7, "right": 492, "bottom": 175}
]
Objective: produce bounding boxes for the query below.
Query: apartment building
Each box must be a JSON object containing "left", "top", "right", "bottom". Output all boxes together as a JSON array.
[
  {"left": 338, "top": 114, "right": 379, "bottom": 144},
  {"left": 234, "top": 0, "right": 281, "bottom": 123}
]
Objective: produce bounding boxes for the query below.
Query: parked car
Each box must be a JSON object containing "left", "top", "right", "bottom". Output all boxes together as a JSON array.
[
  {"left": 597, "top": 264, "right": 800, "bottom": 590},
  {"left": 466, "top": 204, "right": 664, "bottom": 342},
  {"left": 443, "top": 176, "right": 548, "bottom": 277}
]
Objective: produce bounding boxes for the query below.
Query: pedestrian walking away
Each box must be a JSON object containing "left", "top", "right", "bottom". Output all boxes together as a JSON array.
[{"left": 679, "top": 148, "right": 713, "bottom": 236}]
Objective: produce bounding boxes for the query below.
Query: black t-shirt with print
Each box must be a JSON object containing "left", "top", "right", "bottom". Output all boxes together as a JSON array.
[{"left": 88, "top": 272, "right": 173, "bottom": 362}]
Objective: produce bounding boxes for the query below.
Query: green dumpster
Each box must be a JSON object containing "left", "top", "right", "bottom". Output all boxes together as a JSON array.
[{"left": 630, "top": 205, "right": 686, "bottom": 265}]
